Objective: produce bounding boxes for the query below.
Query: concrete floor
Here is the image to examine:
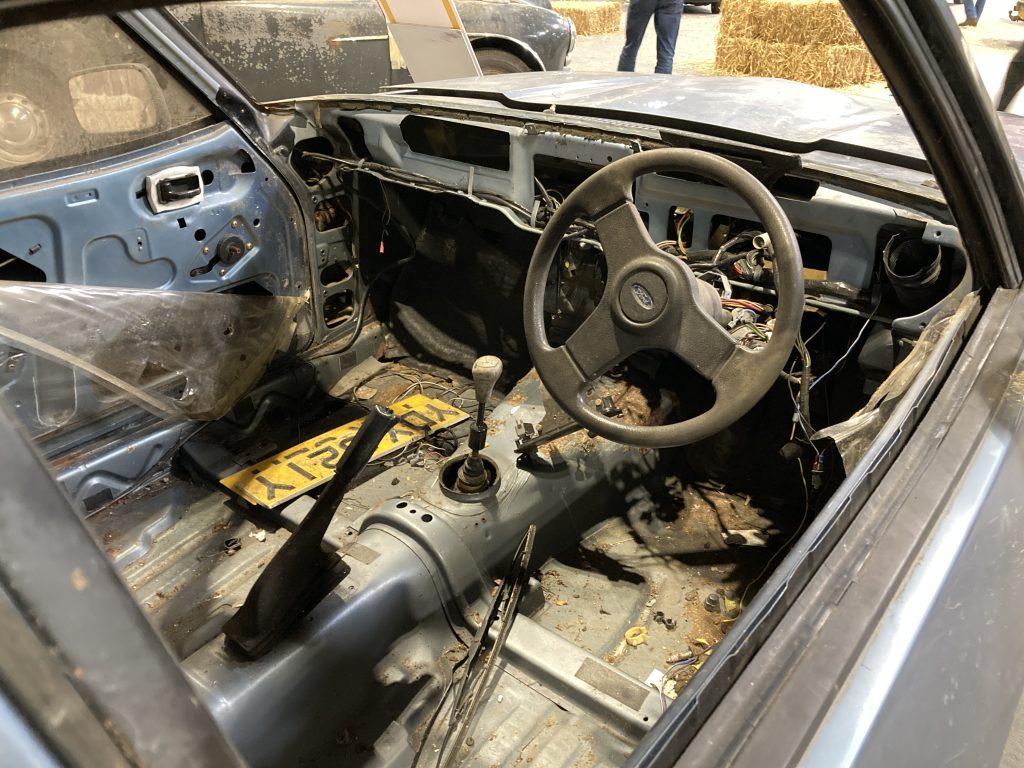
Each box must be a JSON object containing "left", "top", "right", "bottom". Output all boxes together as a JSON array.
[{"left": 568, "top": 0, "right": 1024, "bottom": 114}]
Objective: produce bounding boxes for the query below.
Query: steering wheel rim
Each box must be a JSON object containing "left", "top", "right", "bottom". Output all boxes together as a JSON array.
[{"left": 523, "top": 148, "right": 805, "bottom": 449}]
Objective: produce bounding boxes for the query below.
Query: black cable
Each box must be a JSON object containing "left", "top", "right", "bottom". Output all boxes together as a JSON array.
[
  {"left": 534, "top": 176, "right": 556, "bottom": 212},
  {"left": 327, "top": 255, "right": 415, "bottom": 355}
]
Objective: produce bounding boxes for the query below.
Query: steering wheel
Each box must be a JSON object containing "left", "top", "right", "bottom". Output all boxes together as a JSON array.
[{"left": 523, "top": 149, "right": 805, "bottom": 449}]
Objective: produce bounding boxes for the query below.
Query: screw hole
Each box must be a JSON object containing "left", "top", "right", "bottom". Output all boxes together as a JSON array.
[
  {"left": 421, "top": 514, "right": 433, "bottom": 523},
  {"left": 201, "top": 169, "right": 214, "bottom": 186},
  {"left": 396, "top": 501, "right": 407, "bottom": 509},
  {"left": 194, "top": 228, "right": 206, "bottom": 241}
]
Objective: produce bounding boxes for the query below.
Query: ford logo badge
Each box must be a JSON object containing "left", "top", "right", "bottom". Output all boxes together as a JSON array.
[{"left": 631, "top": 283, "right": 655, "bottom": 310}]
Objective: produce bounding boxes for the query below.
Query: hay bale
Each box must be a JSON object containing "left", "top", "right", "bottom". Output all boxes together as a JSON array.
[
  {"left": 716, "top": 37, "right": 881, "bottom": 88},
  {"left": 718, "top": 0, "right": 863, "bottom": 45},
  {"left": 715, "top": 0, "right": 883, "bottom": 87},
  {"left": 551, "top": 0, "right": 621, "bottom": 36}
]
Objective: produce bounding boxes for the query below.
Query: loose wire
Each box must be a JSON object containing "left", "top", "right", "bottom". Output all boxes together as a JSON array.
[
  {"left": 322, "top": 255, "right": 415, "bottom": 356},
  {"left": 810, "top": 301, "right": 880, "bottom": 391},
  {"left": 658, "top": 643, "right": 718, "bottom": 711}
]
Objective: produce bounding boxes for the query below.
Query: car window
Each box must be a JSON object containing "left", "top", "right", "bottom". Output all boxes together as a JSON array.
[{"left": 0, "top": 15, "right": 211, "bottom": 179}]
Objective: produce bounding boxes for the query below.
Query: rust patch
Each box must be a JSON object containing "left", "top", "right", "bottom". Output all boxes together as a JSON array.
[
  {"left": 537, "top": 382, "right": 665, "bottom": 461},
  {"left": 507, "top": 390, "right": 529, "bottom": 405},
  {"left": 537, "top": 429, "right": 602, "bottom": 460},
  {"left": 379, "top": 380, "right": 415, "bottom": 405}
]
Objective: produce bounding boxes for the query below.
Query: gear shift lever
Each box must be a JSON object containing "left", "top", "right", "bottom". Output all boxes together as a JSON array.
[{"left": 456, "top": 355, "right": 502, "bottom": 493}]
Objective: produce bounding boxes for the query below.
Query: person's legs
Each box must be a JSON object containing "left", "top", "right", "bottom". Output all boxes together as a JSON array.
[
  {"left": 976, "top": 0, "right": 987, "bottom": 16},
  {"left": 653, "top": 0, "right": 684, "bottom": 74},
  {"left": 618, "top": 0, "right": 657, "bottom": 72},
  {"left": 962, "top": 0, "right": 978, "bottom": 20}
]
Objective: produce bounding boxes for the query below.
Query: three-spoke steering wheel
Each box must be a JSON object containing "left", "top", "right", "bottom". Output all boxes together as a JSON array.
[{"left": 523, "top": 149, "right": 805, "bottom": 448}]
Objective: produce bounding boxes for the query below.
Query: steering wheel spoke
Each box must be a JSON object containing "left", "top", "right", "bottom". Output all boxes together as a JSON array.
[
  {"left": 671, "top": 303, "right": 740, "bottom": 381},
  {"left": 564, "top": 298, "right": 643, "bottom": 378},
  {"left": 593, "top": 201, "right": 663, "bottom": 281},
  {"left": 533, "top": 297, "right": 644, "bottom": 410}
]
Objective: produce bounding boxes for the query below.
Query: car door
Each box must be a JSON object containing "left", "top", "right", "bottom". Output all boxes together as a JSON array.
[
  {"left": 170, "top": 0, "right": 394, "bottom": 101},
  {"left": 0, "top": 13, "right": 311, "bottom": 511}
]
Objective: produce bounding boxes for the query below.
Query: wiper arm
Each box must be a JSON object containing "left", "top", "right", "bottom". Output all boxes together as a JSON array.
[{"left": 434, "top": 524, "right": 536, "bottom": 768}]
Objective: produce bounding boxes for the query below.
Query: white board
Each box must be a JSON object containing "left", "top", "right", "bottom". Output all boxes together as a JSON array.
[{"left": 376, "top": 0, "right": 482, "bottom": 82}]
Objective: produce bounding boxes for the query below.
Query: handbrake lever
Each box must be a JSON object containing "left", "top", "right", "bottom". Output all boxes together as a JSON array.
[{"left": 223, "top": 405, "right": 399, "bottom": 659}]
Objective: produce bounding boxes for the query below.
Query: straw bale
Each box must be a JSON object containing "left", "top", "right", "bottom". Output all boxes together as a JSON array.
[
  {"left": 716, "top": 0, "right": 883, "bottom": 87},
  {"left": 552, "top": 1, "right": 621, "bottom": 36},
  {"left": 715, "top": 34, "right": 883, "bottom": 87},
  {"left": 718, "top": 0, "right": 863, "bottom": 45}
]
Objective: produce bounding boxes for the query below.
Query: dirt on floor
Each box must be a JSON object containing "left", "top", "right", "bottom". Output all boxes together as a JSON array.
[{"left": 535, "top": 379, "right": 663, "bottom": 460}]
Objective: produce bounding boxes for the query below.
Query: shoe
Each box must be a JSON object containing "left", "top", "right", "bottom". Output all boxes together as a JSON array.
[{"left": 959, "top": 17, "right": 978, "bottom": 25}]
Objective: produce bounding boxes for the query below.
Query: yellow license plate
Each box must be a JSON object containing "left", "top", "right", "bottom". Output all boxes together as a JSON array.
[{"left": 221, "top": 394, "right": 469, "bottom": 508}]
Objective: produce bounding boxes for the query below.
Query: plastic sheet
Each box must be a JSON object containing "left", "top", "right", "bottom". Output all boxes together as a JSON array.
[
  {"left": 813, "top": 292, "right": 976, "bottom": 471},
  {"left": 0, "top": 282, "right": 302, "bottom": 421}
]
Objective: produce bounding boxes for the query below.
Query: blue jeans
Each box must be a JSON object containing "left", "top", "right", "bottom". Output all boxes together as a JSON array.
[
  {"left": 617, "top": 0, "right": 684, "bottom": 74},
  {"left": 964, "top": 0, "right": 986, "bottom": 19}
]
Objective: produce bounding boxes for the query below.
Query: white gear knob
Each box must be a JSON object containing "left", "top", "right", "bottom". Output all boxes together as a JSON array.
[{"left": 472, "top": 355, "right": 503, "bottom": 407}]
